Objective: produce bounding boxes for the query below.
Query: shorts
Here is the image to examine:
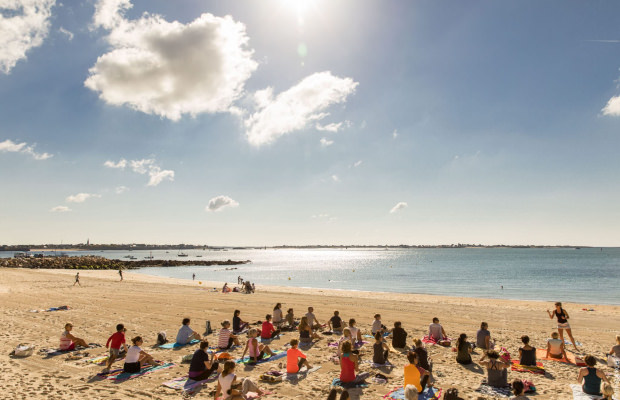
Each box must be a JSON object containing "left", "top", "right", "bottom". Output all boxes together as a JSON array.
[
  {"left": 109, "top": 348, "right": 120, "bottom": 357},
  {"left": 61, "top": 342, "right": 76, "bottom": 351},
  {"left": 557, "top": 322, "right": 570, "bottom": 329}
]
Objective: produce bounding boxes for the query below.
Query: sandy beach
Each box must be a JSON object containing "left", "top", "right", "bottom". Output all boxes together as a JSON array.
[{"left": 1, "top": 268, "right": 618, "bottom": 400}]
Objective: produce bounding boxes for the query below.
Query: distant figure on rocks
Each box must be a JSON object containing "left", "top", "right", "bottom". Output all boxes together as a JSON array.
[{"left": 73, "top": 272, "right": 81, "bottom": 286}]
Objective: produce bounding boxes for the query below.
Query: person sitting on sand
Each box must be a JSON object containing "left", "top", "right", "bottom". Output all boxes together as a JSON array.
[
  {"left": 479, "top": 350, "right": 509, "bottom": 388},
  {"left": 218, "top": 320, "right": 241, "bottom": 349},
  {"left": 373, "top": 331, "right": 390, "bottom": 364},
  {"left": 391, "top": 321, "right": 408, "bottom": 349},
  {"left": 232, "top": 310, "right": 249, "bottom": 334},
  {"left": 546, "top": 331, "right": 567, "bottom": 359},
  {"left": 286, "top": 339, "right": 312, "bottom": 373},
  {"left": 578, "top": 354, "right": 610, "bottom": 396},
  {"left": 404, "top": 351, "right": 430, "bottom": 392},
  {"left": 607, "top": 334, "right": 620, "bottom": 365},
  {"left": 305, "top": 307, "right": 322, "bottom": 330},
  {"left": 476, "top": 322, "right": 493, "bottom": 350},
  {"left": 242, "top": 328, "right": 274, "bottom": 364},
  {"left": 299, "top": 316, "right": 320, "bottom": 343},
  {"left": 372, "top": 314, "right": 387, "bottom": 336},
  {"left": 512, "top": 379, "right": 530, "bottom": 399},
  {"left": 348, "top": 318, "right": 363, "bottom": 342},
  {"left": 189, "top": 340, "right": 219, "bottom": 381},
  {"left": 455, "top": 333, "right": 472, "bottom": 365},
  {"left": 123, "top": 336, "right": 158, "bottom": 373},
  {"left": 285, "top": 308, "right": 296, "bottom": 327},
  {"left": 261, "top": 314, "right": 281, "bottom": 340},
  {"left": 176, "top": 318, "right": 201, "bottom": 345},
  {"left": 60, "top": 323, "right": 88, "bottom": 351},
  {"left": 338, "top": 328, "right": 355, "bottom": 357},
  {"left": 518, "top": 335, "right": 537, "bottom": 366},
  {"left": 272, "top": 303, "right": 283, "bottom": 327},
  {"left": 340, "top": 341, "right": 370, "bottom": 385},
  {"left": 222, "top": 282, "right": 230, "bottom": 293},
  {"left": 428, "top": 317, "right": 450, "bottom": 346},
  {"left": 547, "top": 301, "right": 578, "bottom": 351},
  {"left": 215, "top": 360, "right": 265, "bottom": 400},
  {"left": 104, "top": 323, "right": 128, "bottom": 372},
  {"left": 413, "top": 338, "right": 432, "bottom": 372},
  {"left": 404, "top": 385, "right": 419, "bottom": 400},
  {"left": 329, "top": 310, "right": 344, "bottom": 333}
]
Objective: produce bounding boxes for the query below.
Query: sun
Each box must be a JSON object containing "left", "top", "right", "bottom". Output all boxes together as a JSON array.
[{"left": 279, "top": 0, "right": 320, "bottom": 26}]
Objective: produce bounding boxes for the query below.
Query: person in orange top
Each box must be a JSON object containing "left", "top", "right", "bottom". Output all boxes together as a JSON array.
[
  {"left": 404, "top": 351, "right": 430, "bottom": 392},
  {"left": 286, "top": 339, "right": 312, "bottom": 373}
]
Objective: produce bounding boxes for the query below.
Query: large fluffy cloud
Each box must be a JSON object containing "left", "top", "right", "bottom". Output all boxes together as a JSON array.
[
  {"left": 206, "top": 195, "right": 239, "bottom": 212},
  {"left": 0, "top": 139, "right": 52, "bottom": 160},
  {"left": 86, "top": 0, "right": 258, "bottom": 121},
  {"left": 104, "top": 157, "right": 174, "bottom": 186},
  {"left": 0, "top": 0, "right": 55, "bottom": 74},
  {"left": 244, "top": 72, "right": 358, "bottom": 146},
  {"left": 602, "top": 96, "right": 620, "bottom": 116}
]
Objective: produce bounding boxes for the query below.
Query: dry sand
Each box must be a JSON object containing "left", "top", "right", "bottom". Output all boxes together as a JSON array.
[{"left": 1, "top": 268, "right": 619, "bottom": 399}]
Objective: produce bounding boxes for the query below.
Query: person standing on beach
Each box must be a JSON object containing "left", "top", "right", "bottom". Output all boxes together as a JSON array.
[
  {"left": 192, "top": 273, "right": 195, "bottom": 281},
  {"left": 73, "top": 272, "right": 81, "bottom": 286},
  {"left": 104, "top": 324, "right": 128, "bottom": 372},
  {"left": 547, "top": 302, "right": 578, "bottom": 351},
  {"left": 118, "top": 268, "right": 123, "bottom": 281}
]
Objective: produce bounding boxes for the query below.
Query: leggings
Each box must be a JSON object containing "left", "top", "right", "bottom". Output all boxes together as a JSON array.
[{"left": 190, "top": 362, "right": 219, "bottom": 381}]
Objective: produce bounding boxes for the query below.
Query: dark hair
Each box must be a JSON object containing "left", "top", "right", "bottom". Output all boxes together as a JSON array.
[
  {"left": 182, "top": 318, "right": 190, "bottom": 325},
  {"left": 274, "top": 303, "right": 281, "bottom": 310},
  {"left": 131, "top": 336, "right": 142, "bottom": 345},
  {"left": 200, "top": 340, "right": 209, "bottom": 350},
  {"left": 116, "top": 323, "right": 125, "bottom": 332},
  {"left": 394, "top": 321, "right": 402, "bottom": 328},
  {"left": 585, "top": 354, "right": 597, "bottom": 367},
  {"left": 375, "top": 332, "right": 382, "bottom": 341},
  {"left": 521, "top": 335, "right": 530, "bottom": 345},
  {"left": 432, "top": 317, "right": 439, "bottom": 323},
  {"left": 287, "top": 308, "right": 293, "bottom": 313},
  {"left": 341, "top": 341, "right": 352, "bottom": 354},
  {"left": 555, "top": 302, "right": 562, "bottom": 307},
  {"left": 222, "top": 360, "right": 236, "bottom": 377},
  {"left": 265, "top": 314, "right": 272, "bottom": 321},
  {"left": 407, "top": 351, "right": 418, "bottom": 364},
  {"left": 290, "top": 338, "right": 299, "bottom": 347},
  {"left": 457, "top": 333, "right": 468, "bottom": 349},
  {"left": 481, "top": 322, "right": 488, "bottom": 329},
  {"left": 334, "top": 310, "right": 339, "bottom": 316},
  {"left": 234, "top": 310, "right": 241, "bottom": 316},
  {"left": 349, "top": 318, "right": 356, "bottom": 326},
  {"left": 487, "top": 350, "right": 500, "bottom": 359},
  {"left": 512, "top": 379, "right": 524, "bottom": 395},
  {"left": 374, "top": 314, "right": 381, "bottom": 318}
]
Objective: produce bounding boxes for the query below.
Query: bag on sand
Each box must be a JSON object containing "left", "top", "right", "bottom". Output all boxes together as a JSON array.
[
  {"left": 11, "top": 344, "right": 34, "bottom": 357},
  {"left": 205, "top": 320, "right": 213, "bottom": 335},
  {"left": 444, "top": 388, "right": 463, "bottom": 400},
  {"left": 157, "top": 331, "right": 168, "bottom": 345}
]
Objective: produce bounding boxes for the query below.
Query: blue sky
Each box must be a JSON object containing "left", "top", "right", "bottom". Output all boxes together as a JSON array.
[{"left": 1, "top": 0, "right": 619, "bottom": 246}]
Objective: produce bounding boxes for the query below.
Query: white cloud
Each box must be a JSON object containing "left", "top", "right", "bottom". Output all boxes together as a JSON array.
[
  {"left": 602, "top": 96, "right": 620, "bottom": 116},
  {"left": 50, "top": 205, "right": 71, "bottom": 212},
  {"left": 360, "top": 120, "right": 367, "bottom": 129},
  {"left": 0, "top": 139, "right": 52, "bottom": 160},
  {"left": 103, "top": 159, "right": 127, "bottom": 169},
  {"left": 331, "top": 174, "right": 340, "bottom": 182},
  {"left": 206, "top": 195, "right": 239, "bottom": 212},
  {"left": 86, "top": 0, "right": 258, "bottom": 121},
  {"left": 0, "top": 0, "right": 55, "bottom": 74},
  {"left": 311, "top": 213, "right": 336, "bottom": 223},
  {"left": 390, "top": 202, "right": 408, "bottom": 214},
  {"left": 320, "top": 137, "right": 334, "bottom": 147},
  {"left": 115, "top": 185, "right": 129, "bottom": 194},
  {"left": 316, "top": 122, "right": 342, "bottom": 132},
  {"left": 58, "top": 26, "right": 74, "bottom": 40},
  {"left": 244, "top": 71, "right": 358, "bottom": 146},
  {"left": 104, "top": 157, "right": 174, "bottom": 186},
  {"left": 354, "top": 160, "right": 362, "bottom": 167},
  {"left": 392, "top": 129, "right": 398, "bottom": 139},
  {"left": 66, "top": 193, "right": 101, "bottom": 203}
]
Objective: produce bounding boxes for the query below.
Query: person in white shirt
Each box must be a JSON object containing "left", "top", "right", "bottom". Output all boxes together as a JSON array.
[
  {"left": 123, "top": 336, "right": 158, "bottom": 373},
  {"left": 371, "top": 314, "right": 386, "bottom": 336},
  {"left": 176, "top": 318, "right": 201, "bottom": 345},
  {"left": 305, "top": 307, "right": 322, "bottom": 330}
]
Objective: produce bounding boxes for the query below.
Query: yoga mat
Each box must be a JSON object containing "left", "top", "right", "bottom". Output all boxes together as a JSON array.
[
  {"left": 84, "top": 354, "right": 125, "bottom": 365},
  {"left": 536, "top": 349, "right": 585, "bottom": 366},
  {"left": 331, "top": 378, "right": 368, "bottom": 389},
  {"left": 570, "top": 384, "right": 618, "bottom": 399},
  {"left": 101, "top": 362, "right": 174, "bottom": 381},
  {"left": 236, "top": 350, "right": 286, "bottom": 364},
  {"left": 285, "top": 366, "right": 321, "bottom": 381},
  {"left": 327, "top": 340, "right": 368, "bottom": 348},
  {"left": 162, "top": 374, "right": 217, "bottom": 391},
  {"left": 158, "top": 339, "right": 200, "bottom": 349},
  {"left": 384, "top": 386, "right": 442, "bottom": 400},
  {"left": 422, "top": 336, "right": 452, "bottom": 345},
  {"left": 475, "top": 382, "right": 512, "bottom": 398},
  {"left": 510, "top": 360, "right": 545, "bottom": 374}
]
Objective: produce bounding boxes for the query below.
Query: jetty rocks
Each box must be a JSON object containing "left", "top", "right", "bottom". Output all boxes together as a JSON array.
[{"left": 0, "top": 256, "right": 250, "bottom": 270}]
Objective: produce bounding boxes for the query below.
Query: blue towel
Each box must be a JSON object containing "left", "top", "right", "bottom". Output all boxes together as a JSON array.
[
  {"left": 236, "top": 350, "right": 286, "bottom": 364},
  {"left": 158, "top": 339, "right": 200, "bottom": 349},
  {"left": 385, "top": 387, "right": 440, "bottom": 400}
]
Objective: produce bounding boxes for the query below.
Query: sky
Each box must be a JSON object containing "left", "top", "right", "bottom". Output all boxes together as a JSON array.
[{"left": 1, "top": 0, "right": 620, "bottom": 246}]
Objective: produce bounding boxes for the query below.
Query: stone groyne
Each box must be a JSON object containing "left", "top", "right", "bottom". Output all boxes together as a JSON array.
[{"left": 0, "top": 256, "right": 250, "bottom": 270}]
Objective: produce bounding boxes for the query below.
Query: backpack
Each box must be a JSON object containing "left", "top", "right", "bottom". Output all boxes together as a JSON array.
[
  {"left": 205, "top": 320, "right": 213, "bottom": 335},
  {"left": 157, "top": 331, "right": 168, "bottom": 345},
  {"left": 444, "top": 388, "right": 462, "bottom": 400}
]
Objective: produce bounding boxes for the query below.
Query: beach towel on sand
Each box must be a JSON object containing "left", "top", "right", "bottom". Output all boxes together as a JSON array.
[
  {"left": 284, "top": 366, "right": 321, "bottom": 381},
  {"left": 331, "top": 378, "right": 368, "bottom": 389},
  {"left": 536, "top": 348, "right": 585, "bottom": 366},
  {"left": 475, "top": 381, "right": 513, "bottom": 398},
  {"left": 158, "top": 339, "right": 200, "bottom": 349},
  {"left": 98, "top": 363, "right": 174, "bottom": 381},
  {"left": 570, "top": 384, "right": 618, "bottom": 400},
  {"left": 422, "top": 335, "right": 451, "bottom": 345},
  {"left": 510, "top": 360, "right": 545, "bottom": 374},
  {"left": 384, "top": 386, "right": 442, "bottom": 400},
  {"left": 84, "top": 354, "right": 125, "bottom": 365},
  {"left": 236, "top": 350, "right": 286, "bottom": 364},
  {"left": 328, "top": 340, "right": 369, "bottom": 348},
  {"left": 162, "top": 373, "right": 217, "bottom": 392},
  {"left": 41, "top": 343, "right": 101, "bottom": 357}
]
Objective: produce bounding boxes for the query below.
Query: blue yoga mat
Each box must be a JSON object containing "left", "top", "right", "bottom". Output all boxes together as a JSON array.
[{"left": 158, "top": 339, "right": 200, "bottom": 349}]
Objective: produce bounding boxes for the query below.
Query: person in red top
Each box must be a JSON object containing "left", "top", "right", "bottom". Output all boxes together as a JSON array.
[
  {"left": 286, "top": 339, "right": 311, "bottom": 373},
  {"left": 261, "top": 314, "right": 281, "bottom": 340},
  {"left": 339, "top": 341, "right": 370, "bottom": 385},
  {"left": 104, "top": 323, "right": 128, "bottom": 372}
]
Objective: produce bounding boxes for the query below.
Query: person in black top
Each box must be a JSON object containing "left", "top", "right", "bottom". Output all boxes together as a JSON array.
[
  {"left": 547, "top": 301, "right": 578, "bottom": 351},
  {"left": 518, "top": 335, "right": 537, "bottom": 366},
  {"left": 413, "top": 338, "right": 432, "bottom": 371},
  {"left": 232, "top": 310, "right": 248, "bottom": 333},
  {"left": 188, "top": 341, "right": 219, "bottom": 381},
  {"left": 329, "top": 311, "right": 343, "bottom": 333},
  {"left": 391, "top": 321, "right": 408, "bottom": 348}
]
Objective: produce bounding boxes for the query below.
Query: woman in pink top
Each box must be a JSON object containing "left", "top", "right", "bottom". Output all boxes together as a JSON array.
[
  {"left": 60, "top": 323, "right": 88, "bottom": 350},
  {"left": 261, "top": 314, "right": 281, "bottom": 339},
  {"left": 241, "top": 328, "right": 274, "bottom": 364}
]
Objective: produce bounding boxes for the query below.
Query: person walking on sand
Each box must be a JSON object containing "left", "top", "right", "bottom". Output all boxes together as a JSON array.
[
  {"left": 118, "top": 268, "right": 123, "bottom": 281},
  {"left": 73, "top": 272, "right": 81, "bottom": 286},
  {"left": 547, "top": 302, "right": 578, "bottom": 351},
  {"left": 104, "top": 324, "right": 128, "bottom": 372}
]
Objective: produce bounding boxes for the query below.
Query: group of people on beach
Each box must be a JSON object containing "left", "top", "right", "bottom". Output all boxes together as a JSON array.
[{"left": 57, "top": 300, "right": 618, "bottom": 399}]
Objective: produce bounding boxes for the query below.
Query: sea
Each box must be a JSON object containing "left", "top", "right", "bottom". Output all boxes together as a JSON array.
[{"left": 2, "top": 247, "right": 619, "bottom": 305}]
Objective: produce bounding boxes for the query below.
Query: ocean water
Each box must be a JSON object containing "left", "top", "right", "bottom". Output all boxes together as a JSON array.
[{"left": 3, "top": 247, "right": 619, "bottom": 305}]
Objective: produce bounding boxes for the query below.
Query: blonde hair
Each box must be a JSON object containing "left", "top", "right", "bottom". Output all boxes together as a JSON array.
[
  {"left": 343, "top": 327, "right": 351, "bottom": 338},
  {"left": 413, "top": 338, "right": 423, "bottom": 347},
  {"left": 404, "top": 384, "right": 419, "bottom": 400},
  {"left": 616, "top": 334, "right": 620, "bottom": 344},
  {"left": 248, "top": 328, "right": 258, "bottom": 337}
]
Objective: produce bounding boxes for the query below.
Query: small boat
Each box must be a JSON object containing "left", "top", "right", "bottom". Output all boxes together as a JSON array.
[
  {"left": 144, "top": 251, "right": 154, "bottom": 260},
  {"left": 178, "top": 252, "right": 188, "bottom": 257}
]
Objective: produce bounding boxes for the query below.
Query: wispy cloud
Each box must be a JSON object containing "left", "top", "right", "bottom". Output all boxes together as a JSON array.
[
  {"left": 316, "top": 121, "right": 348, "bottom": 132},
  {"left": 0, "top": 0, "right": 55, "bottom": 74},
  {"left": 390, "top": 202, "right": 408, "bottom": 214},
  {"left": 50, "top": 205, "right": 71, "bottom": 212},
  {"left": 66, "top": 193, "right": 101, "bottom": 203},
  {"left": 353, "top": 160, "right": 363, "bottom": 168},
  {"left": 311, "top": 213, "right": 337, "bottom": 223},
  {"left": 115, "top": 185, "right": 129, "bottom": 194},
  {"left": 58, "top": 26, "right": 74, "bottom": 40},
  {"left": 320, "top": 137, "right": 334, "bottom": 147},
  {"left": 86, "top": 0, "right": 257, "bottom": 121},
  {"left": 602, "top": 96, "right": 620, "bottom": 116},
  {"left": 206, "top": 195, "right": 239, "bottom": 212},
  {"left": 392, "top": 129, "right": 398, "bottom": 139},
  {"left": 584, "top": 39, "right": 620, "bottom": 43},
  {"left": 331, "top": 174, "right": 340, "bottom": 182},
  {"left": 0, "top": 139, "right": 52, "bottom": 160},
  {"left": 104, "top": 157, "right": 174, "bottom": 186},
  {"left": 244, "top": 71, "right": 358, "bottom": 146}
]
